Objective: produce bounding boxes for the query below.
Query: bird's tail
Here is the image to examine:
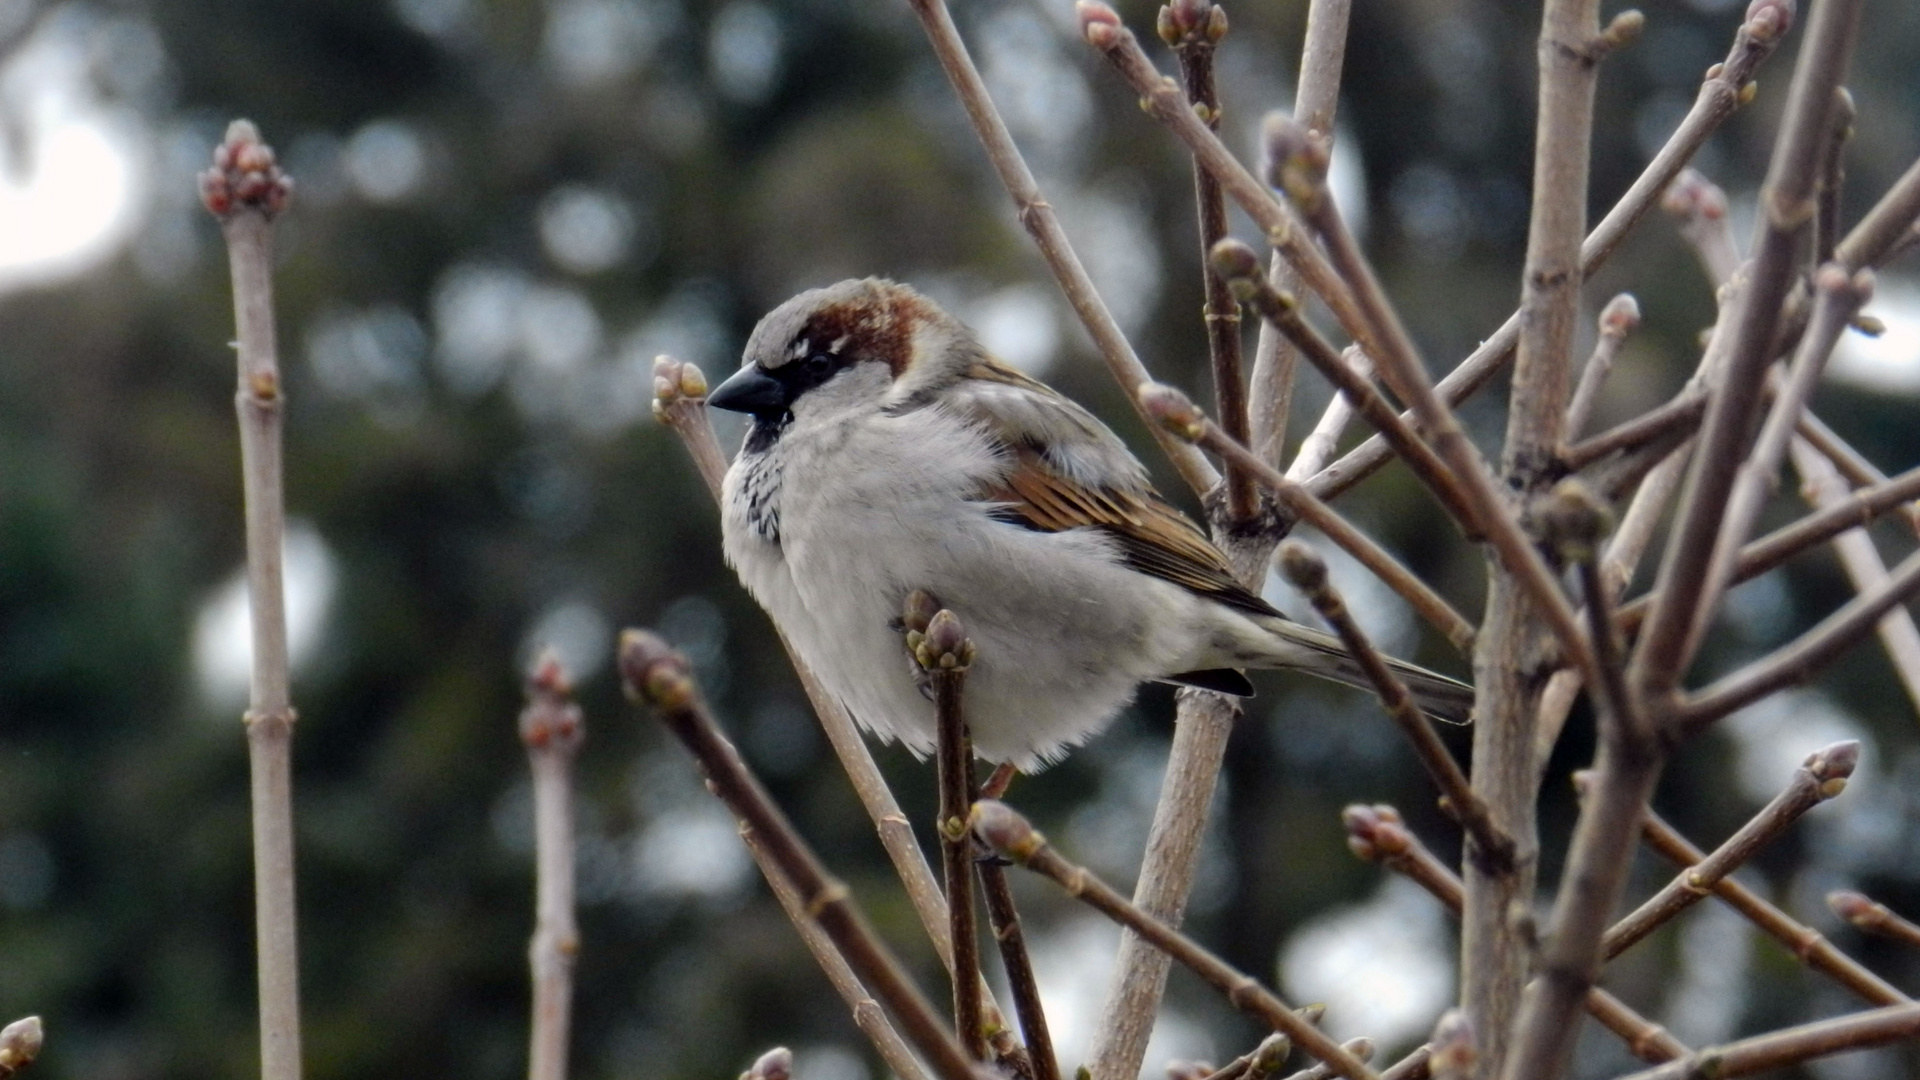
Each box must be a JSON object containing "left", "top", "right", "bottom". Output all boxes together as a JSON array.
[{"left": 1253, "top": 616, "right": 1476, "bottom": 725}]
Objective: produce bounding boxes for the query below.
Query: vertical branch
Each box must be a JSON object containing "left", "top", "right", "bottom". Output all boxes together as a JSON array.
[
  {"left": 200, "top": 119, "right": 303, "bottom": 1080},
  {"left": 916, "top": 604, "right": 987, "bottom": 1062},
  {"left": 977, "top": 862, "right": 1060, "bottom": 1080},
  {"left": 520, "top": 652, "right": 584, "bottom": 1080},
  {"left": 1167, "top": 0, "right": 1258, "bottom": 523},
  {"left": 1250, "top": 0, "right": 1353, "bottom": 468},
  {"left": 1468, "top": 0, "right": 1629, "bottom": 1062}
]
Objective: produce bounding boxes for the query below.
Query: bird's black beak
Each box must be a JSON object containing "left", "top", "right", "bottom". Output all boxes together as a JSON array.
[{"left": 707, "top": 365, "right": 790, "bottom": 415}]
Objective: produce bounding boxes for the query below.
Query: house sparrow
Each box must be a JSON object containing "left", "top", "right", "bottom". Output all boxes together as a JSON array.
[{"left": 710, "top": 278, "right": 1472, "bottom": 770}]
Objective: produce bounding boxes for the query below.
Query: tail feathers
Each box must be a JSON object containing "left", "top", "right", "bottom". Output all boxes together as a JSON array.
[{"left": 1256, "top": 618, "right": 1476, "bottom": 725}]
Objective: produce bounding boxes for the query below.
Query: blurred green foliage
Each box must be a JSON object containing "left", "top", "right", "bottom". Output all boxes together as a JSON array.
[{"left": 2, "top": 0, "right": 1920, "bottom": 1077}]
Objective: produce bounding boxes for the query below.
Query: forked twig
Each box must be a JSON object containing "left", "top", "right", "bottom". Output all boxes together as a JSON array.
[
  {"left": 972, "top": 801, "right": 1382, "bottom": 1080},
  {"left": 200, "top": 118, "right": 304, "bottom": 1080},
  {"left": 620, "top": 631, "right": 991, "bottom": 1080},
  {"left": 520, "top": 652, "right": 584, "bottom": 1080}
]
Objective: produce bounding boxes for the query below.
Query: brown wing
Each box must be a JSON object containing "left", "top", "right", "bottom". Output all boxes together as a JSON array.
[{"left": 982, "top": 448, "right": 1281, "bottom": 618}]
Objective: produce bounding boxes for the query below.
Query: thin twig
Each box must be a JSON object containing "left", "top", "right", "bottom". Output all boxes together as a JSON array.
[
  {"left": 1560, "top": 391, "right": 1706, "bottom": 474},
  {"left": 1829, "top": 890, "right": 1920, "bottom": 952},
  {"left": 1789, "top": 440, "right": 1920, "bottom": 720},
  {"left": 619, "top": 632, "right": 991, "bottom": 1080},
  {"left": 1564, "top": 294, "right": 1641, "bottom": 441},
  {"left": 651, "top": 365, "right": 1026, "bottom": 1068},
  {"left": 1662, "top": 168, "right": 1742, "bottom": 286},
  {"left": 1676, "top": 542, "right": 1920, "bottom": 731},
  {"left": 1249, "top": 0, "right": 1352, "bottom": 468},
  {"left": 1259, "top": 115, "right": 1600, "bottom": 687},
  {"left": 1273, "top": 1039, "right": 1375, "bottom": 1080},
  {"left": 1167, "top": 0, "right": 1257, "bottom": 523},
  {"left": 1607, "top": 1003, "right": 1920, "bottom": 1080},
  {"left": 1636, "top": 804, "right": 1908, "bottom": 1007},
  {"left": 742, "top": 830, "right": 932, "bottom": 1080},
  {"left": 1630, "top": 0, "right": 1865, "bottom": 700},
  {"left": 1602, "top": 741, "right": 1859, "bottom": 960},
  {"left": 1689, "top": 264, "right": 1874, "bottom": 657},
  {"left": 1277, "top": 541, "right": 1512, "bottom": 866},
  {"left": 1835, "top": 150, "right": 1920, "bottom": 272},
  {"left": 0, "top": 1017, "right": 42, "bottom": 1079},
  {"left": 1344, "top": 806, "right": 1691, "bottom": 1064},
  {"left": 201, "top": 119, "right": 303, "bottom": 1080},
  {"left": 1613, "top": 461, "right": 1920, "bottom": 636},
  {"left": 1304, "top": 0, "right": 1793, "bottom": 504},
  {"left": 1814, "top": 88, "right": 1856, "bottom": 265},
  {"left": 1143, "top": 384, "right": 1477, "bottom": 652},
  {"left": 903, "top": 0, "right": 1217, "bottom": 496},
  {"left": 1287, "top": 346, "right": 1368, "bottom": 485},
  {"left": 972, "top": 801, "right": 1382, "bottom": 1080},
  {"left": 918, "top": 606, "right": 986, "bottom": 1062},
  {"left": 1197, "top": 1033, "right": 1296, "bottom": 1080},
  {"left": 520, "top": 652, "right": 584, "bottom": 1080},
  {"left": 1211, "top": 242, "right": 1480, "bottom": 534},
  {"left": 978, "top": 861, "right": 1058, "bottom": 1080},
  {"left": 1793, "top": 410, "right": 1920, "bottom": 535}
]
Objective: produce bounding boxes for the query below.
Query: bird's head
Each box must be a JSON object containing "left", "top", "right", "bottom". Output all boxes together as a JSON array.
[{"left": 707, "top": 278, "right": 981, "bottom": 424}]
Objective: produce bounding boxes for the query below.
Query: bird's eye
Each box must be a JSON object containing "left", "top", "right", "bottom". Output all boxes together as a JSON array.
[{"left": 802, "top": 353, "right": 835, "bottom": 379}]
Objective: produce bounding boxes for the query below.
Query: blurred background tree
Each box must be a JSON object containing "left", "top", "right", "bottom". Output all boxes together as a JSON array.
[{"left": 2, "top": 0, "right": 1919, "bottom": 1077}]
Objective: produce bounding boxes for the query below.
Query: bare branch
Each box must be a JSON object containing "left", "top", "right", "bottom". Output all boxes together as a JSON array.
[
  {"left": 1305, "top": 0, "right": 1793, "bottom": 503},
  {"left": 1690, "top": 265, "right": 1874, "bottom": 652},
  {"left": 1211, "top": 242, "right": 1482, "bottom": 534},
  {"left": 520, "top": 652, "right": 584, "bottom": 1080},
  {"left": 1602, "top": 741, "right": 1859, "bottom": 959},
  {"left": 1789, "top": 440, "right": 1920, "bottom": 720},
  {"left": 1167, "top": 0, "right": 1257, "bottom": 522},
  {"left": 972, "top": 801, "right": 1382, "bottom": 1080},
  {"left": 1631, "top": 0, "right": 1865, "bottom": 698},
  {"left": 903, "top": 0, "right": 1218, "bottom": 496},
  {"left": 1814, "top": 88, "right": 1856, "bottom": 265},
  {"left": 912, "top": 604, "right": 986, "bottom": 1062},
  {"left": 1144, "top": 383, "right": 1477, "bottom": 652},
  {"left": 1342, "top": 806, "right": 1689, "bottom": 1063},
  {"left": 1829, "top": 891, "right": 1920, "bottom": 952},
  {"left": 1277, "top": 541, "right": 1512, "bottom": 866},
  {"left": 1677, "top": 542, "right": 1920, "bottom": 730},
  {"left": 202, "top": 118, "right": 304, "bottom": 1080},
  {"left": 620, "top": 632, "right": 992, "bottom": 1080},
  {"left": 978, "top": 860, "right": 1058, "bottom": 1080},
  {"left": 1249, "top": 0, "right": 1352, "bottom": 467},
  {"left": 1608, "top": 1003, "right": 1920, "bottom": 1080},
  {"left": 1637, "top": 806, "right": 1908, "bottom": 1006},
  {"left": 1564, "top": 294, "right": 1642, "bottom": 441}
]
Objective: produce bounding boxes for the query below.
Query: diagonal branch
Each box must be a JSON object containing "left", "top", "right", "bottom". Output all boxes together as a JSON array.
[
  {"left": 902, "top": 0, "right": 1217, "bottom": 496},
  {"left": 620, "top": 632, "right": 993, "bottom": 1080},
  {"left": 973, "top": 801, "right": 1382, "bottom": 1080},
  {"left": 1630, "top": 0, "right": 1865, "bottom": 699},
  {"left": 1600, "top": 741, "right": 1859, "bottom": 960}
]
